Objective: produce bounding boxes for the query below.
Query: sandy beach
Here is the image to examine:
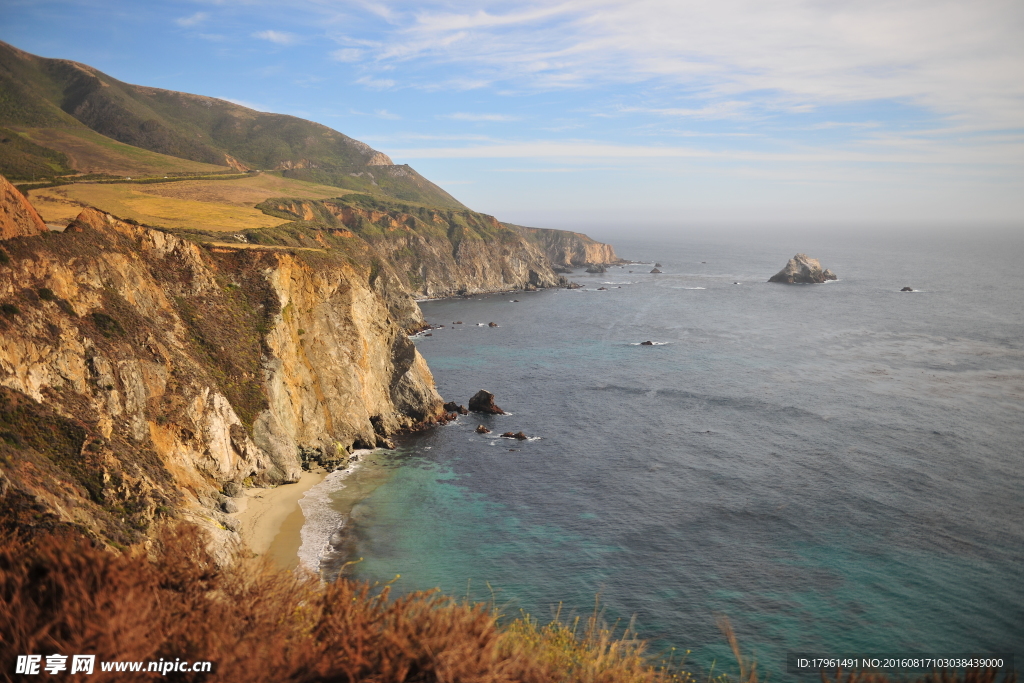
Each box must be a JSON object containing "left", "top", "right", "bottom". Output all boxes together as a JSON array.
[{"left": 233, "top": 471, "right": 326, "bottom": 569}]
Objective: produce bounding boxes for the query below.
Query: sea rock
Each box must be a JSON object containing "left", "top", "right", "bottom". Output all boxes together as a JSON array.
[
  {"left": 597, "top": 287, "right": 607, "bottom": 290},
  {"left": 501, "top": 431, "right": 529, "bottom": 440},
  {"left": 901, "top": 286, "right": 913, "bottom": 292},
  {"left": 488, "top": 322, "right": 498, "bottom": 327},
  {"left": 443, "top": 401, "right": 469, "bottom": 414},
  {"left": 650, "top": 268, "right": 662, "bottom": 274},
  {"left": 586, "top": 265, "right": 607, "bottom": 273},
  {"left": 469, "top": 390, "right": 505, "bottom": 414},
  {"left": 768, "top": 254, "right": 838, "bottom": 284},
  {"left": 640, "top": 340, "right": 654, "bottom": 346},
  {"left": 655, "top": 262, "right": 663, "bottom": 267},
  {"left": 476, "top": 425, "right": 491, "bottom": 434}
]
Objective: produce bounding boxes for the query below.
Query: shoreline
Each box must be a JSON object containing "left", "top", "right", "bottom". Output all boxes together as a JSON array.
[{"left": 232, "top": 471, "right": 326, "bottom": 569}]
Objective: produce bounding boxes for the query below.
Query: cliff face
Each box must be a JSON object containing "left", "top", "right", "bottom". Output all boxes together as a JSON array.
[
  {"left": 505, "top": 223, "right": 620, "bottom": 267},
  {"left": 258, "top": 196, "right": 568, "bottom": 298},
  {"left": 0, "top": 202, "right": 443, "bottom": 559}
]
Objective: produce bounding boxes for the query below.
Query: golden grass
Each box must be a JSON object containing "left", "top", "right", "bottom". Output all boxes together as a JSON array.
[
  {"left": 12, "top": 127, "right": 227, "bottom": 176},
  {"left": 26, "top": 174, "right": 351, "bottom": 231}
]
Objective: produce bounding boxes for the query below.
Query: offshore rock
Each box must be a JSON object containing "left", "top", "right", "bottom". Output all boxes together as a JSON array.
[
  {"left": 769, "top": 254, "right": 838, "bottom": 284},
  {"left": 469, "top": 390, "right": 505, "bottom": 414},
  {"left": 901, "top": 286, "right": 914, "bottom": 292},
  {"left": 586, "top": 265, "right": 607, "bottom": 274},
  {"left": 475, "top": 425, "right": 491, "bottom": 434},
  {"left": 501, "top": 431, "right": 528, "bottom": 440},
  {"left": 443, "top": 401, "right": 468, "bottom": 415},
  {"left": 650, "top": 268, "right": 662, "bottom": 274}
]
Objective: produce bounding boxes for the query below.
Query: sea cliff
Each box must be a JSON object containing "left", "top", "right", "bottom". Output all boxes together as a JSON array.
[{"left": 0, "top": 178, "right": 614, "bottom": 560}]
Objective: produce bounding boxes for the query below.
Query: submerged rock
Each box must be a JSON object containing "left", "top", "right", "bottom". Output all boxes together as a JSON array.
[
  {"left": 469, "top": 390, "right": 505, "bottom": 414},
  {"left": 501, "top": 431, "right": 529, "bottom": 440},
  {"left": 768, "top": 254, "right": 838, "bottom": 284}
]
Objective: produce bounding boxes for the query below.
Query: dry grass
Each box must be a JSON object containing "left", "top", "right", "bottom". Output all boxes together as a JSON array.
[
  {"left": 0, "top": 528, "right": 1015, "bottom": 683},
  {"left": 26, "top": 174, "right": 349, "bottom": 231}
]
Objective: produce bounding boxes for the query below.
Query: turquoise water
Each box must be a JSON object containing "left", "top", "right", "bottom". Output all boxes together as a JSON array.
[{"left": 317, "top": 228, "right": 1024, "bottom": 676}]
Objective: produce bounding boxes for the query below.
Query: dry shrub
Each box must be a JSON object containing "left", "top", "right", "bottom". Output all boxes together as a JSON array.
[{"left": 0, "top": 528, "right": 1016, "bottom": 683}]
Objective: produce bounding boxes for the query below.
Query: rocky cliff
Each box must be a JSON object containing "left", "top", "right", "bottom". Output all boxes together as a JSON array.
[
  {"left": 0, "top": 174, "right": 617, "bottom": 558},
  {"left": 506, "top": 223, "right": 620, "bottom": 267},
  {"left": 0, "top": 195, "right": 445, "bottom": 559},
  {"left": 257, "top": 195, "right": 571, "bottom": 298}
]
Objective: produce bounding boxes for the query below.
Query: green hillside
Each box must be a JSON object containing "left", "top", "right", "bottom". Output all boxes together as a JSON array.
[{"left": 0, "top": 40, "right": 464, "bottom": 208}]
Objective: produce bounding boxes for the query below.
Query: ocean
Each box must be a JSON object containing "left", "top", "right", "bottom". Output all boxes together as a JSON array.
[{"left": 299, "top": 227, "right": 1024, "bottom": 676}]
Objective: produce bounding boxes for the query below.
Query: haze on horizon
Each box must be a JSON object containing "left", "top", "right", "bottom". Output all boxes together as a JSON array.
[{"left": 3, "top": 0, "right": 1022, "bottom": 235}]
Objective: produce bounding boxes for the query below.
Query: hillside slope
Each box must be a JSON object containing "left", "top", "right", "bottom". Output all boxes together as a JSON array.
[{"left": 0, "top": 40, "right": 463, "bottom": 208}]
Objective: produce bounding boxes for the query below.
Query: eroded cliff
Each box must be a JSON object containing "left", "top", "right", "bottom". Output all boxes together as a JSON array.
[
  {"left": 506, "top": 223, "right": 620, "bottom": 268},
  {"left": 257, "top": 195, "right": 571, "bottom": 297},
  {"left": 0, "top": 198, "right": 444, "bottom": 559}
]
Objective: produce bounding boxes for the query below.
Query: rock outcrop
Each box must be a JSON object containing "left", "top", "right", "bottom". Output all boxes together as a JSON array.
[
  {"left": 768, "top": 254, "right": 837, "bottom": 284},
  {"left": 505, "top": 223, "right": 619, "bottom": 267},
  {"left": 0, "top": 193, "right": 444, "bottom": 559},
  {"left": 468, "top": 390, "right": 504, "bottom": 415},
  {"left": 0, "top": 175, "right": 46, "bottom": 240},
  {"left": 258, "top": 196, "right": 583, "bottom": 298}
]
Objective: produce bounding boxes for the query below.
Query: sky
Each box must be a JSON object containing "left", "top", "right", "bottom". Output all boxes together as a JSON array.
[{"left": 2, "top": 0, "right": 1023, "bottom": 233}]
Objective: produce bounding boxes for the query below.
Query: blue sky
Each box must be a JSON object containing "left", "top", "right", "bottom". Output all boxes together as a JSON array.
[{"left": 3, "top": 0, "right": 1022, "bottom": 233}]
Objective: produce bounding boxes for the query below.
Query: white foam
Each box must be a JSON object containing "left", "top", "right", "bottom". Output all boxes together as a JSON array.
[{"left": 296, "top": 457, "right": 367, "bottom": 573}]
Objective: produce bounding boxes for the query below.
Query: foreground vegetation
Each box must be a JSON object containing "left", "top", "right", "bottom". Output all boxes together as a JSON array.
[{"left": 0, "top": 526, "right": 1015, "bottom": 683}]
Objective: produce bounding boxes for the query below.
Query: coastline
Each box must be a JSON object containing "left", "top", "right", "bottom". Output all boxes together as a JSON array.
[{"left": 233, "top": 471, "right": 326, "bottom": 569}]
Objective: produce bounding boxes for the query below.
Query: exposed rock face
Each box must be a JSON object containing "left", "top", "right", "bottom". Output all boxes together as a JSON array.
[
  {"left": 0, "top": 198, "right": 443, "bottom": 559},
  {"left": 506, "top": 224, "right": 620, "bottom": 267},
  {"left": 0, "top": 175, "right": 46, "bottom": 240},
  {"left": 468, "top": 390, "right": 504, "bottom": 415},
  {"left": 768, "top": 254, "right": 838, "bottom": 284},
  {"left": 259, "top": 197, "right": 591, "bottom": 298}
]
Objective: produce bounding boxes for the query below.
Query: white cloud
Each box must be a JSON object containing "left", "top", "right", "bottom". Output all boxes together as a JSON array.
[
  {"left": 356, "top": 75, "right": 396, "bottom": 89},
  {"left": 375, "top": 109, "right": 401, "bottom": 119},
  {"left": 443, "top": 112, "right": 520, "bottom": 122},
  {"left": 253, "top": 30, "right": 298, "bottom": 45},
  {"left": 384, "top": 138, "right": 1024, "bottom": 166},
  {"left": 340, "top": 0, "right": 1024, "bottom": 131},
  {"left": 175, "top": 12, "right": 208, "bottom": 28},
  {"left": 331, "top": 48, "right": 363, "bottom": 62}
]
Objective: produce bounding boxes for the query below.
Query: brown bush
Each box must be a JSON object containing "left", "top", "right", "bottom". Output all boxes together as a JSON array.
[{"left": 0, "top": 527, "right": 1016, "bottom": 683}]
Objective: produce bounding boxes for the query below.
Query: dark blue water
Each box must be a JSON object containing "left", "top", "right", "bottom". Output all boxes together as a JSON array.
[{"left": 319, "top": 228, "right": 1024, "bottom": 675}]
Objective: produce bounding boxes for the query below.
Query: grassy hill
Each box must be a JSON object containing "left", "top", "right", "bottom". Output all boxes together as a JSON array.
[{"left": 0, "top": 40, "right": 464, "bottom": 208}]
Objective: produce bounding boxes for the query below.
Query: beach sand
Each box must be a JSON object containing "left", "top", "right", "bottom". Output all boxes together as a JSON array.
[{"left": 233, "top": 471, "right": 326, "bottom": 570}]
